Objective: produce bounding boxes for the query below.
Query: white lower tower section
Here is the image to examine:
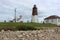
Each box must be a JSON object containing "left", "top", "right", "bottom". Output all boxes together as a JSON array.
[{"left": 31, "top": 15, "right": 38, "bottom": 23}]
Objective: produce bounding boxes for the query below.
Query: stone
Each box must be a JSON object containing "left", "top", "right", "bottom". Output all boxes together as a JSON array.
[{"left": 0, "top": 28, "right": 60, "bottom": 40}]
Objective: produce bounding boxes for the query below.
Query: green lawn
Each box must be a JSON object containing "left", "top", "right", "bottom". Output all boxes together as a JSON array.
[{"left": 0, "top": 22, "right": 59, "bottom": 31}]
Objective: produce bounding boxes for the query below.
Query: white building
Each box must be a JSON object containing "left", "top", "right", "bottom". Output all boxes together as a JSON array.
[
  {"left": 9, "top": 15, "right": 23, "bottom": 22},
  {"left": 31, "top": 5, "right": 38, "bottom": 23},
  {"left": 44, "top": 15, "right": 60, "bottom": 25}
]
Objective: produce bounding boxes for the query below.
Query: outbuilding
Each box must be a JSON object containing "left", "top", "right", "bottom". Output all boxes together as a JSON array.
[{"left": 44, "top": 15, "right": 60, "bottom": 25}]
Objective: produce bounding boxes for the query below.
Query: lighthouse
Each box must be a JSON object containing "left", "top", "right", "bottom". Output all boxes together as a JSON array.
[{"left": 31, "top": 5, "right": 38, "bottom": 23}]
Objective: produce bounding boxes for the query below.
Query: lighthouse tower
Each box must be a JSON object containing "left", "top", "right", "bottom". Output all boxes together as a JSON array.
[{"left": 31, "top": 5, "right": 38, "bottom": 23}]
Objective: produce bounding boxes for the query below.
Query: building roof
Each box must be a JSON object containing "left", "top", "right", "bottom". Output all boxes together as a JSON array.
[{"left": 44, "top": 15, "right": 60, "bottom": 20}]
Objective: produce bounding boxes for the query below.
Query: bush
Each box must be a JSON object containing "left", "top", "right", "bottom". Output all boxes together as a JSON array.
[
  {"left": 16, "top": 25, "right": 37, "bottom": 31},
  {"left": 0, "top": 27, "right": 16, "bottom": 31}
]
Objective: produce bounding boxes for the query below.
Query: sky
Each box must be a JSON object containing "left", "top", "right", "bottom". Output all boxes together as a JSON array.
[{"left": 0, "top": 0, "right": 59, "bottom": 22}]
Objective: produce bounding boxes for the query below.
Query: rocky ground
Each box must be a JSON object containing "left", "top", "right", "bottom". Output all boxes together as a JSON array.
[{"left": 0, "top": 28, "right": 60, "bottom": 40}]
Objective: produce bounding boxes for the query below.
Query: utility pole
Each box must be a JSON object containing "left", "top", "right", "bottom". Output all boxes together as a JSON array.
[{"left": 15, "top": 8, "right": 16, "bottom": 22}]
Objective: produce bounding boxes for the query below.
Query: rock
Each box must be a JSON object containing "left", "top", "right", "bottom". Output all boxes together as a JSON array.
[{"left": 0, "top": 28, "right": 60, "bottom": 40}]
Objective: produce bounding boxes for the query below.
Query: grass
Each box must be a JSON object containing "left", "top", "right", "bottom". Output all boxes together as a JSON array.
[{"left": 0, "top": 22, "right": 59, "bottom": 31}]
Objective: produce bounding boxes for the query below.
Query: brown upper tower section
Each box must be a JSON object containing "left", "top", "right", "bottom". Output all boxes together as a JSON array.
[{"left": 32, "top": 5, "right": 38, "bottom": 16}]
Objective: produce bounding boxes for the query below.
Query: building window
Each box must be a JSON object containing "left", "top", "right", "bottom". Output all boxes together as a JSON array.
[
  {"left": 58, "top": 19, "right": 60, "bottom": 22},
  {"left": 46, "top": 20, "right": 48, "bottom": 23},
  {"left": 51, "top": 19, "right": 53, "bottom": 22}
]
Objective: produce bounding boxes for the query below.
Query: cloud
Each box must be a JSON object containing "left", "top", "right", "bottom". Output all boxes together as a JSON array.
[{"left": 0, "top": 0, "right": 59, "bottom": 22}]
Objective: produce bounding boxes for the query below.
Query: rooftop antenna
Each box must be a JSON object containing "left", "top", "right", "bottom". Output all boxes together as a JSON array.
[{"left": 15, "top": 8, "right": 16, "bottom": 22}]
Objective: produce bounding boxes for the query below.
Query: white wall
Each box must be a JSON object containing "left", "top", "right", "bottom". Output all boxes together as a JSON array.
[
  {"left": 16, "top": 19, "right": 23, "bottom": 22},
  {"left": 57, "top": 19, "right": 60, "bottom": 25},
  {"left": 44, "top": 19, "right": 60, "bottom": 25},
  {"left": 31, "top": 15, "right": 38, "bottom": 23}
]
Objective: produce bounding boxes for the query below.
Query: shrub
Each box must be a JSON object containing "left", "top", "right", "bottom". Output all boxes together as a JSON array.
[
  {"left": 16, "top": 25, "right": 37, "bottom": 31},
  {"left": 0, "top": 27, "right": 16, "bottom": 31}
]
